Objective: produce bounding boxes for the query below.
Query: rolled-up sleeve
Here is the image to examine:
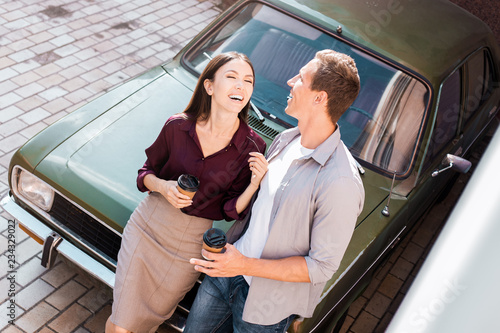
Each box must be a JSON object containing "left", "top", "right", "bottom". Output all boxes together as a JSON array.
[
  {"left": 137, "top": 123, "right": 171, "bottom": 192},
  {"left": 305, "top": 177, "right": 363, "bottom": 285},
  {"left": 221, "top": 166, "right": 253, "bottom": 221},
  {"left": 222, "top": 195, "right": 250, "bottom": 221}
]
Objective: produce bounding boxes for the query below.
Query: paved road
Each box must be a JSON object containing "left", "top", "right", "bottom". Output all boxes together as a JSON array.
[{"left": 0, "top": 0, "right": 498, "bottom": 332}]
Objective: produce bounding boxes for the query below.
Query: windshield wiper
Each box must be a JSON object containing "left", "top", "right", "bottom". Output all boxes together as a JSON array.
[
  {"left": 203, "top": 52, "right": 213, "bottom": 60},
  {"left": 250, "top": 101, "right": 264, "bottom": 122}
]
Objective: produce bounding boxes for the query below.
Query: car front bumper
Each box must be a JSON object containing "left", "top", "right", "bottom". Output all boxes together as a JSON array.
[{"left": 1, "top": 193, "right": 115, "bottom": 288}]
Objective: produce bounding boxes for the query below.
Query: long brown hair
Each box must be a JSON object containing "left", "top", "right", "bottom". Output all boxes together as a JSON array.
[{"left": 183, "top": 52, "right": 255, "bottom": 123}]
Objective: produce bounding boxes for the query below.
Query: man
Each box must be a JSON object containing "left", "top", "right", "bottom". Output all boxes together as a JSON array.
[{"left": 185, "top": 49, "right": 365, "bottom": 332}]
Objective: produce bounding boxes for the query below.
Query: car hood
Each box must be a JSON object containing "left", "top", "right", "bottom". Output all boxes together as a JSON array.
[{"left": 35, "top": 72, "right": 193, "bottom": 231}]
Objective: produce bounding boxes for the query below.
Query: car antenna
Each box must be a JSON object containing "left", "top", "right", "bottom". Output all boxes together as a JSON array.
[{"left": 382, "top": 171, "right": 396, "bottom": 217}]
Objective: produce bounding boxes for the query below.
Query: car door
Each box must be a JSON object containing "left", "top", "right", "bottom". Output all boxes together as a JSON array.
[{"left": 409, "top": 68, "right": 465, "bottom": 218}]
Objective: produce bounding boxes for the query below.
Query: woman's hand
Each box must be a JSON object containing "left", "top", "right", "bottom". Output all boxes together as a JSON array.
[
  {"left": 248, "top": 152, "right": 268, "bottom": 187},
  {"left": 158, "top": 179, "right": 193, "bottom": 209}
]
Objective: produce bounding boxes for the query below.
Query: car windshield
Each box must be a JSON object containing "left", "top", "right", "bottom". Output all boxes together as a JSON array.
[{"left": 183, "top": 2, "right": 429, "bottom": 176}]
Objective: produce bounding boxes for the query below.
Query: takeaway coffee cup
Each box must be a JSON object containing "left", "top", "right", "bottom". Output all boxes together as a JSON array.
[
  {"left": 176, "top": 174, "right": 199, "bottom": 199},
  {"left": 202, "top": 228, "right": 227, "bottom": 260}
]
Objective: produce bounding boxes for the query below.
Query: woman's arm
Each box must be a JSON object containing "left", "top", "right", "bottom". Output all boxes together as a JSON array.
[
  {"left": 137, "top": 118, "right": 175, "bottom": 192},
  {"left": 234, "top": 152, "right": 268, "bottom": 214}
]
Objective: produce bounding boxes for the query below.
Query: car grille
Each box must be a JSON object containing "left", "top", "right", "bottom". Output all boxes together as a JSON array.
[{"left": 49, "top": 194, "right": 121, "bottom": 263}]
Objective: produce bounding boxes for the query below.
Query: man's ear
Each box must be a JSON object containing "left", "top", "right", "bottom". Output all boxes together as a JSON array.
[
  {"left": 204, "top": 79, "right": 213, "bottom": 95},
  {"left": 315, "top": 91, "right": 328, "bottom": 105}
]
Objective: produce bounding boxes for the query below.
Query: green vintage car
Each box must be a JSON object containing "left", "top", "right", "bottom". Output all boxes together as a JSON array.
[{"left": 2, "top": 0, "right": 499, "bottom": 331}]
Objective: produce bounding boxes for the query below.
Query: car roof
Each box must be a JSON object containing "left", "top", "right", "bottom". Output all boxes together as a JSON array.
[{"left": 266, "top": 0, "right": 496, "bottom": 83}]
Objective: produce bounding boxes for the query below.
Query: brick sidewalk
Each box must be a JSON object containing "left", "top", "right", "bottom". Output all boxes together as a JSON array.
[
  {"left": 0, "top": 0, "right": 496, "bottom": 333},
  {"left": 0, "top": 0, "right": 222, "bottom": 332}
]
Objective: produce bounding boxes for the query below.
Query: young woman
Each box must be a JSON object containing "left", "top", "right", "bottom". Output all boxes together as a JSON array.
[{"left": 106, "top": 52, "right": 267, "bottom": 333}]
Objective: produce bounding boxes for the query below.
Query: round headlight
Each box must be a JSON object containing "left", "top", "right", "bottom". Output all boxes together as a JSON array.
[{"left": 17, "top": 170, "right": 55, "bottom": 211}]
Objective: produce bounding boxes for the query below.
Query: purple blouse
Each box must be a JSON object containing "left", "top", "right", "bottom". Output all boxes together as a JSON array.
[{"left": 137, "top": 114, "right": 266, "bottom": 221}]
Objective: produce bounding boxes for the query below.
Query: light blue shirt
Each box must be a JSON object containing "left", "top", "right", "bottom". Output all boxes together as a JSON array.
[{"left": 227, "top": 126, "right": 365, "bottom": 325}]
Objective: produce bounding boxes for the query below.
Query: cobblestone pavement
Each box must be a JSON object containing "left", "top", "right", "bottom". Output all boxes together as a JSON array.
[
  {"left": 0, "top": 0, "right": 498, "bottom": 332},
  {"left": 0, "top": 0, "right": 224, "bottom": 332}
]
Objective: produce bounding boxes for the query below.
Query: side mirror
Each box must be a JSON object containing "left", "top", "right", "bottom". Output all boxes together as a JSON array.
[{"left": 432, "top": 154, "right": 472, "bottom": 177}]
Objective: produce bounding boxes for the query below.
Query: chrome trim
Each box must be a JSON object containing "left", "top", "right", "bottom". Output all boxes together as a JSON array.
[
  {"left": 11, "top": 165, "right": 55, "bottom": 212},
  {"left": 46, "top": 197, "right": 119, "bottom": 267},
  {"left": 462, "top": 108, "right": 500, "bottom": 157},
  {"left": 12, "top": 166, "right": 121, "bottom": 237},
  {"left": 488, "top": 105, "right": 497, "bottom": 117},
  {"left": 11, "top": 166, "right": 120, "bottom": 267},
  {"left": 1, "top": 193, "right": 115, "bottom": 288}
]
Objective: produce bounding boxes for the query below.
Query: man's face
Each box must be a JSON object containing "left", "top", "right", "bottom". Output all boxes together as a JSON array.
[{"left": 285, "top": 59, "right": 319, "bottom": 119}]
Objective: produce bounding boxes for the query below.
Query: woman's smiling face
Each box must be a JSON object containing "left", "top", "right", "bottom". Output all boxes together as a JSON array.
[{"left": 204, "top": 59, "right": 255, "bottom": 115}]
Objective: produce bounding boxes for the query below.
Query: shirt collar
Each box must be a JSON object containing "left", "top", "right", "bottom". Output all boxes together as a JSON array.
[
  {"left": 180, "top": 116, "right": 196, "bottom": 135},
  {"left": 270, "top": 126, "right": 341, "bottom": 166},
  {"left": 231, "top": 119, "right": 251, "bottom": 153},
  {"left": 311, "top": 127, "right": 341, "bottom": 166}
]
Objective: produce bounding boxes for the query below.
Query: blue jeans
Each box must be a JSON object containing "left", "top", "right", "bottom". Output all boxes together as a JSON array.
[{"left": 184, "top": 275, "right": 295, "bottom": 333}]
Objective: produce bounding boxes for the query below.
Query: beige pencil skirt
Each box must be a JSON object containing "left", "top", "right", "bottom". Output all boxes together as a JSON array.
[{"left": 110, "top": 191, "right": 212, "bottom": 333}]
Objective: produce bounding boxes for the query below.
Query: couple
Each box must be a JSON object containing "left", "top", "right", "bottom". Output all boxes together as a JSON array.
[{"left": 106, "top": 49, "right": 365, "bottom": 333}]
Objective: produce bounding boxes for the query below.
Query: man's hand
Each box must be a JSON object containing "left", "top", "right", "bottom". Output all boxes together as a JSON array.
[
  {"left": 190, "top": 244, "right": 311, "bottom": 283},
  {"left": 190, "top": 243, "right": 247, "bottom": 277}
]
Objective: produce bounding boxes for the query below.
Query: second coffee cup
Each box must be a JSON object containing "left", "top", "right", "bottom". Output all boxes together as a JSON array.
[{"left": 202, "top": 228, "right": 227, "bottom": 260}]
